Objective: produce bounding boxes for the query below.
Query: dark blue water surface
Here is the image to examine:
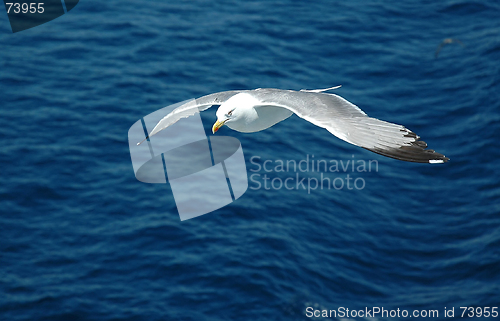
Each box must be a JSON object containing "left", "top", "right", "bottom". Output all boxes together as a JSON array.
[{"left": 1, "top": 1, "right": 500, "bottom": 320}]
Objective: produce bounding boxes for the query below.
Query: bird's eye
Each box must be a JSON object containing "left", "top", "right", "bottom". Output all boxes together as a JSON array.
[{"left": 227, "top": 110, "right": 233, "bottom": 116}]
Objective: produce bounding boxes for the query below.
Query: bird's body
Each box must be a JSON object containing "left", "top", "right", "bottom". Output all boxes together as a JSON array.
[
  {"left": 140, "top": 87, "right": 449, "bottom": 164},
  {"left": 435, "top": 38, "right": 464, "bottom": 58},
  {"left": 219, "top": 93, "right": 293, "bottom": 132}
]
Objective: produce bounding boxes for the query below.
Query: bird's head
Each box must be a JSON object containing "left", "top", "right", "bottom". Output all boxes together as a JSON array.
[
  {"left": 212, "top": 93, "right": 260, "bottom": 134},
  {"left": 212, "top": 92, "right": 255, "bottom": 133},
  {"left": 212, "top": 103, "right": 237, "bottom": 134}
]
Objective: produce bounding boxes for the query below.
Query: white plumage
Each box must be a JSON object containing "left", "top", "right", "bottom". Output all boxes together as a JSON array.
[{"left": 139, "top": 87, "right": 449, "bottom": 164}]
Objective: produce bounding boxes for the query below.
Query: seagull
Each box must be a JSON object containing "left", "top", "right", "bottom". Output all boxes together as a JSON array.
[
  {"left": 138, "top": 87, "right": 449, "bottom": 163},
  {"left": 435, "top": 38, "right": 464, "bottom": 58}
]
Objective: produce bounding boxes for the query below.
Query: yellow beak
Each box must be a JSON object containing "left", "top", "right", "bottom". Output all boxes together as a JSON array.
[{"left": 212, "top": 119, "right": 227, "bottom": 134}]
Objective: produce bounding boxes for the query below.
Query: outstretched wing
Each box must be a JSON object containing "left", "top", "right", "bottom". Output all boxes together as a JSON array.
[
  {"left": 435, "top": 38, "right": 464, "bottom": 58},
  {"left": 252, "top": 89, "right": 449, "bottom": 163},
  {"left": 137, "top": 90, "right": 242, "bottom": 145}
]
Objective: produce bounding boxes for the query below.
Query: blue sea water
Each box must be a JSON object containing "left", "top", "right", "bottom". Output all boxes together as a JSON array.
[{"left": 1, "top": 0, "right": 500, "bottom": 320}]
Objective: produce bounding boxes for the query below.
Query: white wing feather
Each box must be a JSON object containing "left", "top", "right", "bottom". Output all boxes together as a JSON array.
[
  {"left": 137, "top": 91, "right": 242, "bottom": 145},
  {"left": 251, "top": 89, "right": 448, "bottom": 163}
]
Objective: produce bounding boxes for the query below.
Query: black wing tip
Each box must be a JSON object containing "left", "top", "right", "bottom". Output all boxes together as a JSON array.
[
  {"left": 365, "top": 145, "right": 449, "bottom": 164},
  {"left": 364, "top": 132, "right": 449, "bottom": 164},
  {"left": 137, "top": 135, "right": 149, "bottom": 146}
]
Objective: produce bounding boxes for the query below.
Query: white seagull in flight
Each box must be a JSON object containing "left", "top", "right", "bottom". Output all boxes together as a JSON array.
[{"left": 138, "top": 86, "right": 449, "bottom": 163}]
